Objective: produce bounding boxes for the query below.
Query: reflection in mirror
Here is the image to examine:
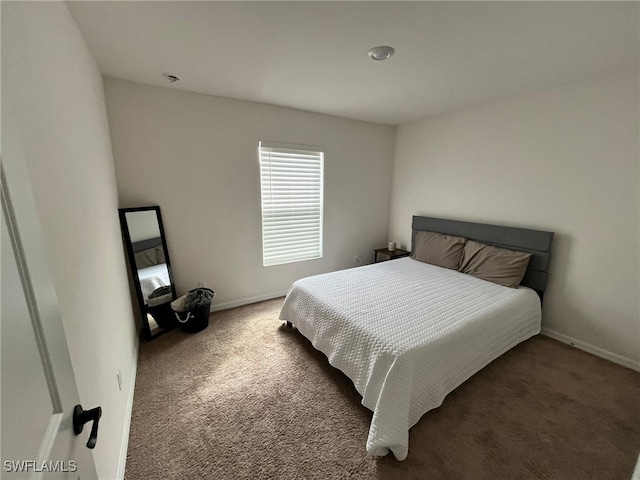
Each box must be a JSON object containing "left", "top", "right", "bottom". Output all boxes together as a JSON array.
[{"left": 119, "top": 206, "right": 176, "bottom": 341}]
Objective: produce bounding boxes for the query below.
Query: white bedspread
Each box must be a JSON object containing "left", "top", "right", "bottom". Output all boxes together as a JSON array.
[
  {"left": 279, "top": 257, "right": 541, "bottom": 461},
  {"left": 138, "top": 263, "right": 170, "bottom": 302}
]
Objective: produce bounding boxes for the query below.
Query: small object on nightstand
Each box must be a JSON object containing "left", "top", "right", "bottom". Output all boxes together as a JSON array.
[
  {"left": 388, "top": 241, "right": 396, "bottom": 251},
  {"left": 374, "top": 247, "right": 410, "bottom": 263}
]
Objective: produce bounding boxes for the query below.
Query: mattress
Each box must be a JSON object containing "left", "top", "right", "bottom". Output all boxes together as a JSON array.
[
  {"left": 138, "top": 263, "right": 170, "bottom": 302},
  {"left": 279, "top": 257, "right": 541, "bottom": 461}
]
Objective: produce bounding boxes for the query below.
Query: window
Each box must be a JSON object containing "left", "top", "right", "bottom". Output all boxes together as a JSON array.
[{"left": 259, "top": 142, "right": 324, "bottom": 267}]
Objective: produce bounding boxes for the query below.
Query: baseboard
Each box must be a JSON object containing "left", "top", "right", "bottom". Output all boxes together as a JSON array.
[
  {"left": 116, "top": 336, "right": 140, "bottom": 479},
  {"left": 632, "top": 454, "right": 640, "bottom": 480},
  {"left": 211, "top": 291, "right": 287, "bottom": 312},
  {"left": 541, "top": 327, "right": 640, "bottom": 372}
]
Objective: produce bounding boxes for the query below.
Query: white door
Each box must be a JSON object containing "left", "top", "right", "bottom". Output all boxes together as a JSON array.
[{"left": 1, "top": 149, "right": 98, "bottom": 479}]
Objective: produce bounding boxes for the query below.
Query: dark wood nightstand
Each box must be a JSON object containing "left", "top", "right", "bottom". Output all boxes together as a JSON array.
[{"left": 374, "top": 247, "right": 410, "bottom": 263}]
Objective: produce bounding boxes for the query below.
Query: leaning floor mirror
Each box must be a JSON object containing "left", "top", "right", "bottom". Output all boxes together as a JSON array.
[{"left": 118, "top": 206, "right": 177, "bottom": 341}]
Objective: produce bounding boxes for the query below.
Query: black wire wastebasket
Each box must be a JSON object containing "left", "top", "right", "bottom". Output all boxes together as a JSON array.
[{"left": 170, "top": 288, "right": 215, "bottom": 333}]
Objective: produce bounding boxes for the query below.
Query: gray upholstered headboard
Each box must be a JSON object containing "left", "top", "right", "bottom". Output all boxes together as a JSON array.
[
  {"left": 411, "top": 216, "right": 554, "bottom": 294},
  {"left": 131, "top": 236, "right": 163, "bottom": 253}
]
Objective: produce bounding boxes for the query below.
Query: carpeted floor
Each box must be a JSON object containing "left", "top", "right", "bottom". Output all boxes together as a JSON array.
[{"left": 125, "top": 298, "right": 640, "bottom": 480}]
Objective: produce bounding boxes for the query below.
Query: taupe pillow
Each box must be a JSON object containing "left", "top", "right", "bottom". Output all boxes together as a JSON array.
[
  {"left": 412, "top": 231, "right": 467, "bottom": 270},
  {"left": 134, "top": 247, "right": 161, "bottom": 269},
  {"left": 155, "top": 246, "right": 166, "bottom": 264},
  {"left": 459, "top": 240, "right": 531, "bottom": 288}
]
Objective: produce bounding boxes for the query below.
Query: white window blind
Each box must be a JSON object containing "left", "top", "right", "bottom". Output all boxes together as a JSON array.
[{"left": 259, "top": 142, "right": 324, "bottom": 267}]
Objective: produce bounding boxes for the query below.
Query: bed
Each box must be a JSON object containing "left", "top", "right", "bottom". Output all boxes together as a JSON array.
[
  {"left": 132, "top": 236, "right": 171, "bottom": 303},
  {"left": 138, "top": 263, "right": 171, "bottom": 302},
  {"left": 279, "top": 215, "right": 554, "bottom": 461}
]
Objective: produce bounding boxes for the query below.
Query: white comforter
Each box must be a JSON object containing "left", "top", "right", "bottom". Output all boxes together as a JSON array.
[
  {"left": 279, "top": 257, "right": 541, "bottom": 461},
  {"left": 138, "top": 263, "right": 170, "bottom": 302}
]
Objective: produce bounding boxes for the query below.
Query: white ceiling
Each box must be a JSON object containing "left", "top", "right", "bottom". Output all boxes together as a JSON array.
[{"left": 68, "top": 1, "right": 639, "bottom": 126}]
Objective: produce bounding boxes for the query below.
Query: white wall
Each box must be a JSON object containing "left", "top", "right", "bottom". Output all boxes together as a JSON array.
[
  {"left": 126, "top": 210, "right": 161, "bottom": 243},
  {"left": 104, "top": 78, "right": 396, "bottom": 308},
  {"left": 2, "top": 3, "right": 138, "bottom": 478},
  {"left": 389, "top": 69, "right": 640, "bottom": 367}
]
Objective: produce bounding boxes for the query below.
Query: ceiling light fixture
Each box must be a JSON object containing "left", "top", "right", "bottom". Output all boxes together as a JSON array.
[
  {"left": 162, "top": 73, "right": 180, "bottom": 83},
  {"left": 367, "top": 46, "right": 395, "bottom": 61}
]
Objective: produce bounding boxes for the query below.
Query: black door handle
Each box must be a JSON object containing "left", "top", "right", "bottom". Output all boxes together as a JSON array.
[{"left": 73, "top": 404, "right": 102, "bottom": 449}]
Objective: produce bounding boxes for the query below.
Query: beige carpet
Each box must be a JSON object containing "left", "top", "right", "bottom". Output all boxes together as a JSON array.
[{"left": 125, "top": 298, "right": 640, "bottom": 479}]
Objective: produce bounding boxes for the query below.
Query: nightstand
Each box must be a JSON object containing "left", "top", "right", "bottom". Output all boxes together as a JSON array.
[{"left": 374, "top": 247, "right": 411, "bottom": 263}]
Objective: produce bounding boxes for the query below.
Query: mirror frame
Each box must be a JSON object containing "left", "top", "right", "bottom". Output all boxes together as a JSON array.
[{"left": 118, "top": 206, "right": 177, "bottom": 341}]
